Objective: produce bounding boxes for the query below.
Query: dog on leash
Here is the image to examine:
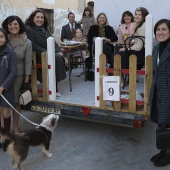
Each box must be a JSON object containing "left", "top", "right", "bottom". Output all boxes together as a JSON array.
[{"left": 0, "top": 114, "right": 59, "bottom": 170}]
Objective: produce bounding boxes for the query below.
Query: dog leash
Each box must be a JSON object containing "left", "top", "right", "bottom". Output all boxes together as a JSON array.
[{"left": 0, "top": 94, "right": 39, "bottom": 127}]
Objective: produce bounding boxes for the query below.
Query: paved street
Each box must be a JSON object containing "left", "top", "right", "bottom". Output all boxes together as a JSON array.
[{"left": 0, "top": 111, "right": 169, "bottom": 170}]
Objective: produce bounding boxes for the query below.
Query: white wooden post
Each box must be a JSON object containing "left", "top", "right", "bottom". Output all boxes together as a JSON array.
[
  {"left": 47, "top": 37, "right": 56, "bottom": 101},
  {"left": 95, "top": 37, "right": 103, "bottom": 107},
  {"left": 144, "top": 14, "right": 153, "bottom": 108},
  {"left": 145, "top": 14, "right": 153, "bottom": 57}
]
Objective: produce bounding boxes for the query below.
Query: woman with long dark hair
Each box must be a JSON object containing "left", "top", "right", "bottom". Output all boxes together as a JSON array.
[{"left": 25, "top": 9, "right": 67, "bottom": 97}]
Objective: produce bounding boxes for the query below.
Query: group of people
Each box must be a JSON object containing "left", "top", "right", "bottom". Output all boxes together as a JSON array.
[
  {"left": 0, "top": 9, "right": 68, "bottom": 152},
  {"left": 61, "top": 7, "right": 149, "bottom": 70},
  {"left": 0, "top": 6, "right": 170, "bottom": 168},
  {"left": 60, "top": 6, "right": 148, "bottom": 70},
  {"left": 117, "top": 8, "right": 170, "bottom": 167}
]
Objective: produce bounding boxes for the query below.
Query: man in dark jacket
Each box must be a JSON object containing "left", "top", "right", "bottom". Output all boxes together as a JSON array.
[{"left": 61, "top": 12, "right": 81, "bottom": 42}]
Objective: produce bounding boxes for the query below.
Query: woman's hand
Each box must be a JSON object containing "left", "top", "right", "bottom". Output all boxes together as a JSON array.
[
  {"left": 64, "top": 57, "right": 68, "bottom": 66},
  {"left": 0, "top": 86, "right": 4, "bottom": 95},
  {"left": 24, "top": 75, "right": 30, "bottom": 83},
  {"left": 104, "top": 38, "right": 111, "bottom": 43}
]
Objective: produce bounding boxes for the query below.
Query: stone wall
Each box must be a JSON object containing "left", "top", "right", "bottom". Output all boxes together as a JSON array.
[{"left": 0, "top": 0, "right": 87, "bottom": 42}]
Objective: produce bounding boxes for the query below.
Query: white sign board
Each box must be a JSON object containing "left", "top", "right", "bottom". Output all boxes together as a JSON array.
[
  {"left": 94, "top": 0, "right": 170, "bottom": 30},
  {"left": 103, "top": 76, "right": 120, "bottom": 101}
]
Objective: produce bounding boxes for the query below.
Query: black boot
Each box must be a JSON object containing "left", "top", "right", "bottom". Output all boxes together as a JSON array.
[
  {"left": 154, "top": 154, "right": 170, "bottom": 167},
  {"left": 150, "top": 150, "right": 165, "bottom": 162}
]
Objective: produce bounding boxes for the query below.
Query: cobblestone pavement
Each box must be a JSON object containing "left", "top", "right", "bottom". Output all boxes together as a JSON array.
[{"left": 0, "top": 111, "right": 169, "bottom": 170}]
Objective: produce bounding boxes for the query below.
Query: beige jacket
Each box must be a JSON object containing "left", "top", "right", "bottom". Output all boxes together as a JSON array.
[
  {"left": 72, "top": 37, "right": 89, "bottom": 55},
  {"left": 131, "top": 22, "right": 145, "bottom": 51},
  {"left": 77, "top": 16, "right": 95, "bottom": 36},
  {"left": 7, "top": 33, "right": 32, "bottom": 76}
]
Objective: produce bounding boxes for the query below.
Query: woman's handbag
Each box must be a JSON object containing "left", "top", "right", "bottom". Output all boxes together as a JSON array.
[
  {"left": 86, "top": 70, "right": 94, "bottom": 81},
  {"left": 156, "top": 127, "right": 170, "bottom": 150},
  {"left": 156, "top": 106, "right": 170, "bottom": 151},
  {"left": 19, "top": 90, "right": 32, "bottom": 105}
]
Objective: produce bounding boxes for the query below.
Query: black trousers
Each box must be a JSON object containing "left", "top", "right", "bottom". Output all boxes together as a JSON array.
[
  {"left": 37, "top": 53, "right": 66, "bottom": 83},
  {"left": 86, "top": 42, "right": 114, "bottom": 69},
  {"left": 116, "top": 48, "right": 145, "bottom": 69}
]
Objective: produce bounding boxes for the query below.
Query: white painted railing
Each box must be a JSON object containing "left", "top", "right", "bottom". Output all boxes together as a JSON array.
[
  {"left": 95, "top": 37, "right": 104, "bottom": 107},
  {"left": 47, "top": 37, "right": 56, "bottom": 101}
]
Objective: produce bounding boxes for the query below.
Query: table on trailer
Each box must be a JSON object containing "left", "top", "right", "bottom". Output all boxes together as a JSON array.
[{"left": 60, "top": 43, "right": 85, "bottom": 92}]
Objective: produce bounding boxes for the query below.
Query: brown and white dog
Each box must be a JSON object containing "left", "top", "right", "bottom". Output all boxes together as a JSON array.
[{"left": 0, "top": 114, "right": 59, "bottom": 170}]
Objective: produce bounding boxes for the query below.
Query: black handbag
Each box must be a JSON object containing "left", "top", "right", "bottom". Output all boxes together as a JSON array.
[
  {"left": 85, "top": 59, "right": 94, "bottom": 81},
  {"left": 156, "top": 110, "right": 170, "bottom": 151},
  {"left": 86, "top": 70, "right": 94, "bottom": 81},
  {"left": 156, "top": 127, "right": 170, "bottom": 150}
]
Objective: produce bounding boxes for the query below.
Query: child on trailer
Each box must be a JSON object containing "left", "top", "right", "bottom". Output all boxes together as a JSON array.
[
  {"left": 76, "top": 7, "right": 95, "bottom": 37},
  {"left": 72, "top": 28, "right": 89, "bottom": 59},
  {"left": 0, "top": 28, "right": 17, "bottom": 151}
]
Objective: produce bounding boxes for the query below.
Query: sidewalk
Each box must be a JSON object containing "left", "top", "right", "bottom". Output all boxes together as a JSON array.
[{"left": 0, "top": 111, "right": 169, "bottom": 170}]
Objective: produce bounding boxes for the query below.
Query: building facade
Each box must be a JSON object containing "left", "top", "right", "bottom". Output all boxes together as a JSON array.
[{"left": 0, "top": 0, "right": 94, "bottom": 42}]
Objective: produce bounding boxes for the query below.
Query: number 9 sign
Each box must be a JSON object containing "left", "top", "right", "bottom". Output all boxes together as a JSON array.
[
  {"left": 108, "top": 87, "right": 114, "bottom": 96},
  {"left": 103, "top": 76, "right": 120, "bottom": 101}
]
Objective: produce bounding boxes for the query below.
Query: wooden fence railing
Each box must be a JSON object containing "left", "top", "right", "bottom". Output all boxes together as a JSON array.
[
  {"left": 31, "top": 52, "right": 50, "bottom": 102},
  {"left": 31, "top": 52, "right": 153, "bottom": 118},
  {"left": 98, "top": 54, "right": 153, "bottom": 118}
]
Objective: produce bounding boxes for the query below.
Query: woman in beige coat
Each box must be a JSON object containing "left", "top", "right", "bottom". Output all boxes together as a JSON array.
[
  {"left": 76, "top": 7, "right": 95, "bottom": 37},
  {"left": 2, "top": 16, "right": 32, "bottom": 134}
]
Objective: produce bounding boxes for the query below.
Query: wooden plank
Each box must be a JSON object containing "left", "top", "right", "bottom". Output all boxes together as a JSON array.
[
  {"left": 41, "top": 52, "right": 49, "bottom": 102},
  {"left": 99, "top": 54, "right": 106, "bottom": 110},
  {"left": 36, "top": 97, "right": 47, "bottom": 102},
  {"left": 144, "top": 55, "right": 153, "bottom": 118},
  {"left": 31, "top": 52, "right": 38, "bottom": 100},
  {"left": 110, "top": 41, "right": 134, "bottom": 45},
  {"left": 129, "top": 55, "right": 137, "bottom": 113},
  {"left": 107, "top": 106, "right": 144, "bottom": 114},
  {"left": 113, "top": 54, "right": 121, "bottom": 111}
]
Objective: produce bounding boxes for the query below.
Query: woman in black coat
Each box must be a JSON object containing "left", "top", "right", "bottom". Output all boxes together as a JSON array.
[
  {"left": 87, "top": 12, "right": 118, "bottom": 68},
  {"left": 25, "top": 9, "right": 67, "bottom": 96},
  {"left": 150, "top": 19, "right": 170, "bottom": 167}
]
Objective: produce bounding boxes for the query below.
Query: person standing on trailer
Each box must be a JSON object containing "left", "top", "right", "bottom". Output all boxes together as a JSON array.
[{"left": 76, "top": 7, "right": 95, "bottom": 37}]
